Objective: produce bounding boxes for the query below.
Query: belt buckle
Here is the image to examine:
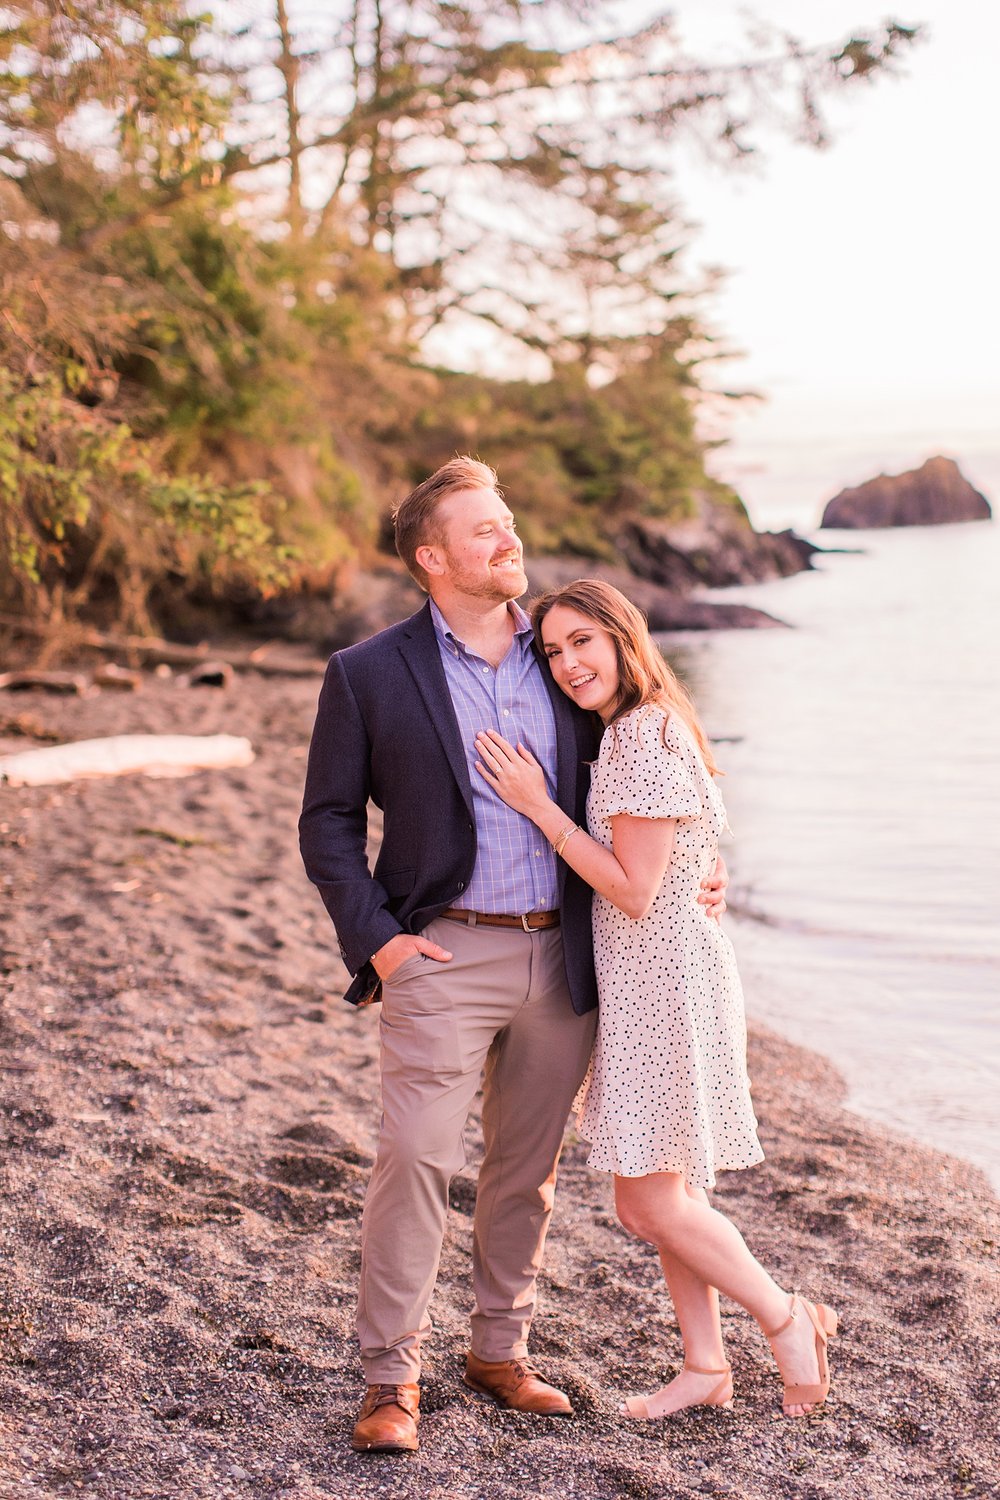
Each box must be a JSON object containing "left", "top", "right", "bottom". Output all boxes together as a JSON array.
[{"left": 521, "top": 912, "right": 537, "bottom": 932}]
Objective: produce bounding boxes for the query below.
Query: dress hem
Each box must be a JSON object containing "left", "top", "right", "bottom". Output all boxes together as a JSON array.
[{"left": 582, "top": 1146, "right": 766, "bottom": 1192}]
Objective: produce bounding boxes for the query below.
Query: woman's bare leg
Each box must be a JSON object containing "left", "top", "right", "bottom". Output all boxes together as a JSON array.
[
  {"left": 616, "top": 1172, "right": 826, "bottom": 1416},
  {"left": 632, "top": 1241, "right": 731, "bottom": 1415},
  {"left": 659, "top": 1247, "right": 725, "bottom": 1365}
]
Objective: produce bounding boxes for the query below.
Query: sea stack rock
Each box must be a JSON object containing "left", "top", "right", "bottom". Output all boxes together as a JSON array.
[{"left": 821, "top": 456, "right": 992, "bottom": 529}]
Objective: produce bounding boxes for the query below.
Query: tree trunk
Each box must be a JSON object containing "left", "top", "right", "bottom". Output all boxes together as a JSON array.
[{"left": 275, "top": 0, "right": 305, "bottom": 243}]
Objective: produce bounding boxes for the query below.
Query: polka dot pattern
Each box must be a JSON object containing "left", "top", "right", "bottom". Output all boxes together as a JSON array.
[{"left": 575, "top": 705, "right": 764, "bottom": 1189}]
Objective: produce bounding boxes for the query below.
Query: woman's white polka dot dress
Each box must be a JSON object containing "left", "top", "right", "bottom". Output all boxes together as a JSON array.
[{"left": 575, "top": 704, "right": 764, "bottom": 1189}]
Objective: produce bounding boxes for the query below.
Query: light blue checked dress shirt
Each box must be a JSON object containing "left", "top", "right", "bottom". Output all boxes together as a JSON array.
[{"left": 430, "top": 598, "right": 559, "bottom": 914}]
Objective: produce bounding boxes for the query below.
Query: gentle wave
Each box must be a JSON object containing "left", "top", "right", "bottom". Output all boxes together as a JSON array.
[{"left": 726, "top": 897, "right": 1000, "bottom": 967}]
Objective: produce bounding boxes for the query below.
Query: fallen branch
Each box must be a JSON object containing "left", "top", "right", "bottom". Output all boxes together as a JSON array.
[
  {"left": 0, "top": 670, "right": 90, "bottom": 695},
  {"left": 0, "top": 616, "right": 327, "bottom": 678}
]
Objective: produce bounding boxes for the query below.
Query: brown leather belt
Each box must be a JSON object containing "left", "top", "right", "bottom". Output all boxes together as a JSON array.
[{"left": 440, "top": 907, "right": 560, "bottom": 932}]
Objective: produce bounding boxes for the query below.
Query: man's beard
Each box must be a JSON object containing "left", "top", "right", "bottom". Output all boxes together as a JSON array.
[{"left": 443, "top": 549, "right": 528, "bottom": 602}]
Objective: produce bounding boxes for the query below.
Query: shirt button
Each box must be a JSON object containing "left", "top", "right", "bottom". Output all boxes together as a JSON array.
[
  {"left": 502, "top": 709, "right": 510, "bottom": 717},
  {"left": 482, "top": 666, "right": 489, "bottom": 674}
]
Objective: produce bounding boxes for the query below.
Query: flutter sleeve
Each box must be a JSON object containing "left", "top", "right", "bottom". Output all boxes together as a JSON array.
[{"left": 600, "top": 708, "right": 704, "bottom": 821}]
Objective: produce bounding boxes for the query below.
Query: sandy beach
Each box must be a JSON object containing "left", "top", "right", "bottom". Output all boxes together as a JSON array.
[{"left": 1, "top": 669, "right": 997, "bottom": 1500}]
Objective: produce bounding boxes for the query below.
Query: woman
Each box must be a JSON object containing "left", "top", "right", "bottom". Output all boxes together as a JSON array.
[{"left": 473, "top": 580, "right": 837, "bottom": 1420}]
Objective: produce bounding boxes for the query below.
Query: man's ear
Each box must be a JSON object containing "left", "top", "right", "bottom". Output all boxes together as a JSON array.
[{"left": 416, "top": 543, "right": 445, "bottom": 577}]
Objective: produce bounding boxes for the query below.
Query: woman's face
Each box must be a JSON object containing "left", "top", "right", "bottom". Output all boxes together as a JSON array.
[{"left": 540, "top": 605, "right": 621, "bottom": 722}]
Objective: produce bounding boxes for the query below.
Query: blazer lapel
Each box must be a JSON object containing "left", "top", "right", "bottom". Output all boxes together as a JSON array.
[{"left": 398, "top": 601, "right": 474, "bottom": 815}]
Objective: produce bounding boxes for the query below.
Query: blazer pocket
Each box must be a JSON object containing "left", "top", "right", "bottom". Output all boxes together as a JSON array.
[{"left": 379, "top": 867, "right": 415, "bottom": 899}]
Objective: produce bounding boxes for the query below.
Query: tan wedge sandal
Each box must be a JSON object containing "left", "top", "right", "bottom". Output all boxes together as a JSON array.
[
  {"left": 765, "top": 1294, "right": 839, "bottom": 1414},
  {"left": 621, "top": 1362, "right": 734, "bottom": 1419}
]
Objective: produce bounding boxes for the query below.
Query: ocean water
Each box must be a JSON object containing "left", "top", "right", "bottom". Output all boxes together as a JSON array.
[{"left": 660, "top": 519, "right": 1000, "bottom": 1190}]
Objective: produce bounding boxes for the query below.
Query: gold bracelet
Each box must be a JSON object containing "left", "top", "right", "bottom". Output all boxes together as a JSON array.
[{"left": 552, "top": 823, "right": 579, "bottom": 858}]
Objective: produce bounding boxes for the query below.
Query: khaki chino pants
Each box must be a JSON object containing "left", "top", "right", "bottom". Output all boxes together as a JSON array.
[{"left": 356, "top": 916, "right": 596, "bottom": 1383}]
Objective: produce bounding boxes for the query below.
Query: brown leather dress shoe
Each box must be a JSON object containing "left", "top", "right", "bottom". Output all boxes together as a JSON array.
[
  {"left": 350, "top": 1383, "right": 420, "bottom": 1453},
  {"left": 464, "top": 1354, "right": 573, "bottom": 1415}
]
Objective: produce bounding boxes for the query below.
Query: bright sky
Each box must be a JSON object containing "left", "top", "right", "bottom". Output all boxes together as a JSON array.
[{"left": 668, "top": 0, "right": 999, "bottom": 528}]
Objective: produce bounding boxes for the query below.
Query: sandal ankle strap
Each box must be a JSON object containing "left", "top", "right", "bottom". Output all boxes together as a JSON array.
[{"left": 763, "top": 1294, "right": 799, "bottom": 1341}]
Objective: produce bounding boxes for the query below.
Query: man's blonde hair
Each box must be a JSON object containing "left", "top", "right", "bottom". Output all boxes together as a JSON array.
[{"left": 393, "top": 456, "right": 499, "bottom": 590}]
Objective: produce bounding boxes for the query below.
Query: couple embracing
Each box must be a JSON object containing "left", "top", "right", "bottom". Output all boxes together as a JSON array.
[{"left": 299, "top": 456, "right": 837, "bottom": 1455}]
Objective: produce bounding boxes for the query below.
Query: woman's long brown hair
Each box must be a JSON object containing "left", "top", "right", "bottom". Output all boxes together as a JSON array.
[{"left": 531, "top": 579, "right": 720, "bottom": 776}]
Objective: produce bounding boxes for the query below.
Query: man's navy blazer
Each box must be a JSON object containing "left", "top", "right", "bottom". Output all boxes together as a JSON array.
[{"left": 299, "top": 599, "right": 600, "bottom": 1013}]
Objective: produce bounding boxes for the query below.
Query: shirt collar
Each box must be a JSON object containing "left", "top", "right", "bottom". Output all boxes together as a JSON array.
[{"left": 430, "top": 597, "right": 534, "bottom": 656}]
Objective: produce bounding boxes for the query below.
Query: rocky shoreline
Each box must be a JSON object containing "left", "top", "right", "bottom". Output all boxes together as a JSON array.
[
  {"left": 261, "top": 513, "right": 819, "bottom": 652},
  {"left": 264, "top": 564, "right": 794, "bottom": 655},
  {"left": 1, "top": 673, "right": 997, "bottom": 1500}
]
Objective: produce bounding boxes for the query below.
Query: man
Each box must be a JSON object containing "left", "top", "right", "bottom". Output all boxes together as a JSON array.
[{"left": 299, "top": 457, "right": 727, "bottom": 1454}]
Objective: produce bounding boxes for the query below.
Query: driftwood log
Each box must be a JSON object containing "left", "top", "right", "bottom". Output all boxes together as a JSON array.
[
  {"left": 0, "top": 615, "right": 326, "bottom": 678},
  {"left": 0, "top": 670, "right": 90, "bottom": 695},
  {"left": 92, "top": 664, "right": 143, "bottom": 692},
  {"left": 0, "top": 733, "right": 256, "bottom": 787}
]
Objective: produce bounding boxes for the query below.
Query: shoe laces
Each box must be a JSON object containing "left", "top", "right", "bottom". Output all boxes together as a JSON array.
[{"left": 371, "top": 1384, "right": 409, "bottom": 1410}]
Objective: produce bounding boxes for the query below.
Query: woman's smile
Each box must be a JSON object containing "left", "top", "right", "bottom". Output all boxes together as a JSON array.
[{"left": 541, "top": 604, "right": 621, "bottom": 721}]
